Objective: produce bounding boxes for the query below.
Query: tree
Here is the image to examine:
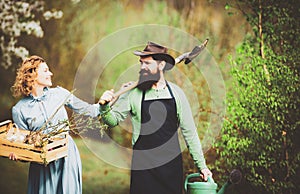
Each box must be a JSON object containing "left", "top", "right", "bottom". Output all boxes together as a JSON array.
[
  {"left": 0, "top": 0, "right": 62, "bottom": 69},
  {"left": 214, "top": 0, "right": 300, "bottom": 193}
]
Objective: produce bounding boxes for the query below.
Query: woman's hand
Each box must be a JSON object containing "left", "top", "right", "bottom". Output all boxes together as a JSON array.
[
  {"left": 98, "top": 89, "right": 115, "bottom": 105},
  {"left": 8, "top": 152, "right": 18, "bottom": 161},
  {"left": 98, "top": 81, "right": 137, "bottom": 106}
]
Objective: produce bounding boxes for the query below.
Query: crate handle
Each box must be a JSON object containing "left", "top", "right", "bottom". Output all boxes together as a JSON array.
[
  {"left": 6, "top": 123, "right": 25, "bottom": 143},
  {"left": 0, "top": 120, "right": 12, "bottom": 127}
]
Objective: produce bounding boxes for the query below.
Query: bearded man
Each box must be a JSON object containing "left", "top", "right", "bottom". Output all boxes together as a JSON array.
[{"left": 99, "top": 42, "right": 212, "bottom": 194}]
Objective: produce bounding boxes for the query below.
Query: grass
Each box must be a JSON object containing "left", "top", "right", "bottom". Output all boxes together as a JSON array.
[
  {"left": 0, "top": 137, "right": 130, "bottom": 194},
  {"left": 0, "top": 156, "right": 28, "bottom": 194},
  {"left": 78, "top": 138, "right": 130, "bottom": 194}
]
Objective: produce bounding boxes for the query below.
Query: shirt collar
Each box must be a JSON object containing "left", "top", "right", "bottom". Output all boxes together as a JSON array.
[{"left": 29, "top": 87, "right": 49, "bottom": 102}]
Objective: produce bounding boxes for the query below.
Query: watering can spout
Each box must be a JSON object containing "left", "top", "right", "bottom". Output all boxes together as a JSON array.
[
  {"left": 217, "top": 182, "right": 229, "bottom": 194},
  {"left": 217, "top": 169, "right": 242, "bottom": 194}
]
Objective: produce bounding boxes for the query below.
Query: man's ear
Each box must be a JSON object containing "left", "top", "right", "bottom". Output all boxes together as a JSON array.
[{"left": 158, "top": 61, "right": 166, "bottom": 71}]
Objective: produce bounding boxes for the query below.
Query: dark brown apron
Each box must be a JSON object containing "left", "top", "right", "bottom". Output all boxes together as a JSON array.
[{"left": 130, "top": 84, "right": 183, "bottom": 194}]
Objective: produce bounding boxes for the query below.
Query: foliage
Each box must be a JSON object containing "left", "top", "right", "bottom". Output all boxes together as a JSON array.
[
  {"left": 0, "top": 0, "right": 280, "bottom": 191},
  {"left": 214, "top": 0, "right": 300, "bottom": 193},
  {"left": 0, "top": 0, "right": 62, "bottom": 69}
]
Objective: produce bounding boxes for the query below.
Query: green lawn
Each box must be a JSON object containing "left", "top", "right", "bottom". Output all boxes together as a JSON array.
[{"left": 0, "top": 137, "right": 130, "bottom": 194}]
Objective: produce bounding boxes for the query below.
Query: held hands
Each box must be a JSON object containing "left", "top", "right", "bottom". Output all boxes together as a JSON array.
[
  {"left": 200, "top": 168, "right": 213, "bottom": 181},
  {"left": 98, "top": 89, "right": 115, "bottom": 105},
  {"left": 98, "top": 81, "right": 136, "bottom": 105}
]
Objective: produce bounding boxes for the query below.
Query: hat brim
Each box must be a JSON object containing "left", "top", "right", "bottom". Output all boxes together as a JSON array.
[{"left": 134, "top": 51, "right": 175, "bottom": 70}]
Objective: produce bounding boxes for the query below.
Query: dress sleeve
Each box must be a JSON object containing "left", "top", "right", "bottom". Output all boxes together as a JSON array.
[
  {"left": 57, "top": 86, "right": 100, "bottom": 117},
  {"left": 174, "top": 85, "right": 208, "bottom": 171},
  {"left": 12, "top": 106, "right": 28, "bottom": 130}
]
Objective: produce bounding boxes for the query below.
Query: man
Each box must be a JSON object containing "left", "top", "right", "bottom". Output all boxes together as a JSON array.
[{"left": 99, "top": 42, "right": 212, "bottom": 194}]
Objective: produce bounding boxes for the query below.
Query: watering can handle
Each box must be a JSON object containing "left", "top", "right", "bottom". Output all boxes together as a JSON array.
[{"left": 184, "top": 173, "right": 215, "bottom": 192}]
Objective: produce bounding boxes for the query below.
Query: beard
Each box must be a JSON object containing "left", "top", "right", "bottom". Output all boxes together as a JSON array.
[{"left": 137, "top": 69, "right": 160, "bottom": 91}]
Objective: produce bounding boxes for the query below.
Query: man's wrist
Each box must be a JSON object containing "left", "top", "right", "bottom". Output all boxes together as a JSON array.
[{"left": 99, "top": 103, "right": 111, "bottom": 115}]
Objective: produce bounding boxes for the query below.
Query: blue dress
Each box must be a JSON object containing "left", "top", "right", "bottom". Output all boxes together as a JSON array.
[{"left": 12, "top": 86, "right": 100, "bottom": 194}]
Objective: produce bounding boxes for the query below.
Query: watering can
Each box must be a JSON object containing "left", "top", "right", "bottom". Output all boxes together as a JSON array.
[{"left": 184, "top": 169, "right": 242, "bottom": 194}]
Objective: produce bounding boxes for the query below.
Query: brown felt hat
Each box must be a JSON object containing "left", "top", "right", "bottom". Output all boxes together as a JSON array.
[{"left": 133, "top": 41, "right": 175, "bottom": 70}]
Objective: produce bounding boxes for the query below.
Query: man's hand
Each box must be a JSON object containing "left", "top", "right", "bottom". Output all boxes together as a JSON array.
[
  {"left": 98, "top": 89, "right": 115, "bottom": 105},
  {"left": 200, "top": 168, "right": 213, "bottom": 181}
]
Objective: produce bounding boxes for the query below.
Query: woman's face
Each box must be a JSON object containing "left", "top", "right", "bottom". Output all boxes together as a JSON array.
[{"left": 35, "top": 62, "right": 53, "bottom": 87}]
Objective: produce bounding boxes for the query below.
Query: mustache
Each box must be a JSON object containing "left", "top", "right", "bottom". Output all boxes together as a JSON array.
[{"left": 139, "top": 69, "right": 150, "bottom": 75}]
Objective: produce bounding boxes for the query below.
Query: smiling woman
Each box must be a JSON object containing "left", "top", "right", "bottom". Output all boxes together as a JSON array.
[
  {"left": 33, "top": 62, "right": 53, "bottom": 89},
  {"left": 12, "top": 56, "right": 48, "bottom": 98},
  {"left": 10, "top": 55, "right": 102, "bottom": 194}
]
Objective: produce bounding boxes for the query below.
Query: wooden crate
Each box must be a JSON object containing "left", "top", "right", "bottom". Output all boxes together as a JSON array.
[{"left": 0, "top": 120, "right": 68, "bottom": 165}]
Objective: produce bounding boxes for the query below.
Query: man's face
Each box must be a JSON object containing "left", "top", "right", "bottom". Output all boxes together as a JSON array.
[{"left": 137, "top": 56, "right": 161, "bottom": 91}]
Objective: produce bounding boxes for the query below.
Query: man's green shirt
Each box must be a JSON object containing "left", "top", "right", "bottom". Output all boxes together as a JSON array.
[{"left": 100, "top": 82, "right": 207, "bottom": 170}]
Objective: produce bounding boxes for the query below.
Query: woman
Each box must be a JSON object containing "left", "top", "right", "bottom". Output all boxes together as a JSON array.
[{"left": 10, "top": 55, "right": 100, "bottom": 194}]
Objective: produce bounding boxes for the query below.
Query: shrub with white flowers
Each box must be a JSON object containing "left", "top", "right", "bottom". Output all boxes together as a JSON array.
[{"left": 0, "top": 0, "right": 63, "bottom": 69}]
